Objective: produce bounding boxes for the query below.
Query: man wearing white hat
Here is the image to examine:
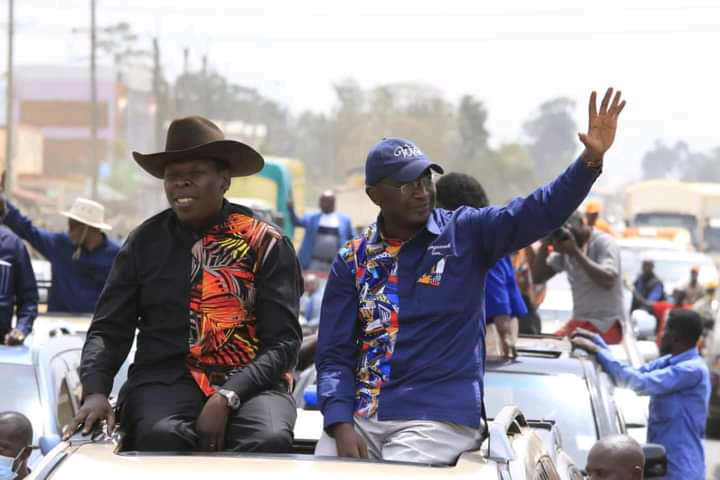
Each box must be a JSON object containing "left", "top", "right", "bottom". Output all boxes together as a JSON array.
[{"left": 0, "top": 196, "right": 120, "bottom": 313}]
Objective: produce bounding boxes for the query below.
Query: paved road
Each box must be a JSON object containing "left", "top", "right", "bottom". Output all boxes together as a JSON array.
[{"left": 706, "top": 438, "right": 720, "bottom": 479}]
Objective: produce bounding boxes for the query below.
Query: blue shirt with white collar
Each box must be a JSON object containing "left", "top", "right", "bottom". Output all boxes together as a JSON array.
[
  {"left": 316, "top": 158, "right": 600, "bottom": 430},
  {"left": 595, "top": 339, "right": 710, "bottom": 480}
]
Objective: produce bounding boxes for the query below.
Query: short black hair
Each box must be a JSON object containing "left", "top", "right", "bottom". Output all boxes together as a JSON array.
[
  {"left": 0, "top": 411, "right": 33, "bottom": 444},
  {"left": 666, "top": 308, "right": 704, "bottom": 345},
  {"left": 435, "top": 172, "right": 489, "bottom": 209}
]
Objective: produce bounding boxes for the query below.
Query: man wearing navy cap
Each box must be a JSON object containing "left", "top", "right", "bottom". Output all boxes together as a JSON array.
[{"left": 315, "top": 88, "right": 626, "bottom": 463}]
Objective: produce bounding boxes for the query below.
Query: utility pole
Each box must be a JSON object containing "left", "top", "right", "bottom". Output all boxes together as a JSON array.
[
  {"left": 89, "top": 0, "right": 99, "bottom": 200},
  {"left": 4, "top": 0, "right": 14, "bottom": 199},
  {"left": 183, "top": 47, "right": 189, "bottom": 75},
  {"left": 202, "top": 54, "right": 210, "bottom": 117},
  {"left": 152, "top": 37, "right": 163, "bottom": 151}
]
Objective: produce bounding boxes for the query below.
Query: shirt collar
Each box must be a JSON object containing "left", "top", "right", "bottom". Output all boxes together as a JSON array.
[
  {"left": 371, "top": 209, "right": 441, "bottom": 243},
  {"left": 669, "top": 347, "right": 700, "bottom": 365}
]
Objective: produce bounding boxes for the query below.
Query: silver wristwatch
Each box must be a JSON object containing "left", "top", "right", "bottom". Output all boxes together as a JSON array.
[{"left": 217, "top": 389, "right": 241, "bottom": 410}]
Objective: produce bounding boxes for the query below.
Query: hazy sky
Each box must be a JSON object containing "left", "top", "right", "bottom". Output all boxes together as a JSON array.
[{"left": 4, "top": 0, "right": 720, "bottom": 185}]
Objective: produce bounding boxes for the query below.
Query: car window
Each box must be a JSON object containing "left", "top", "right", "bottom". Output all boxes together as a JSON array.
[
  {"left": 56, "top": 378, "right": 75, "bottom": 431},
  {"left": 0, "top": 363, "right": 43, "bottom": 443},
  {"left": 60, "top": 351, "right": 83, "bottom": 411},
  {"left": 533, "top": 456, "right": 561, "bottom": 480},
  {"left": 485, "top": 371, "right": 597, "bottom": 468},
  {"left": 50, "top": 353, "right": 81, "bottom": 431}
]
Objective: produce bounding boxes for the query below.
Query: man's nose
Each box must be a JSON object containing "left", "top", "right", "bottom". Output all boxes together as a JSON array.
[
  {"left": 173, "top": 177, "right": 192, "bottom": 187},
  {"left": 411, "top": 184, "right": 431, "bottom": 199}
]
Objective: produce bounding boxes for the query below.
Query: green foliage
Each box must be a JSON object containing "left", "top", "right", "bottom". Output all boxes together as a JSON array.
[{"left": 523, "top": 97, "right": 578, "bottom": 181}]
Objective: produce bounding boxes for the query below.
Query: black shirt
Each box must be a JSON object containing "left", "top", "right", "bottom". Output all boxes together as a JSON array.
[{"left": 79, "top": 202, "right": 303, "bottom": 401}]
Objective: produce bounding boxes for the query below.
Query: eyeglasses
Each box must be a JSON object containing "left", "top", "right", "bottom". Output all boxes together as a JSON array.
[{"left": 381, "top": 174, "right": 435, "bottom": 195}]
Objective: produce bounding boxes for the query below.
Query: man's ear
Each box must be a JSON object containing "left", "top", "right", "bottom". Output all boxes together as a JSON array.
[
  {"left": 632, "top": 466, "right": 643, "bottom": 480},
  {"left": 366, "top": 186, "right": 381, "bottom": 207}
]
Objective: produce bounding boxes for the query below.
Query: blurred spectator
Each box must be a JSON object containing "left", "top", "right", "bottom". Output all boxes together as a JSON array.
[
  {"left": 585, "top": 200, "right": 614, "bottom": 235},
  {"left": 0, "top": 411, "right": 33, "bottom": 480},
  {"left": 530, "top": 211, "right": 625, "bottom": 344},
  {"left": 0, "top": 196, "right": 119, "bottom": 313},
  {"left": 692, "top": 279, "right": 718, "bottom": 323},
  {"left": 300, "top": 273, "right": 324, "bottom": 328},
  {"left": 573, "top": 309, "right": 710, "bottom": 480},
  {"left": 585, "top": 434, "right": 644, "bottom": 480},
  {"left": 288, "top": 191, "right": 354, "bottom": 272},
  {"left": 681, "top": 265, "right": 705, "bottom": 304},
  {"left": 512, "top": 245, "right": 544, "bottom": 334},
  {"left": 629, "top": 259, "right": 665, "bottom": 316},
  {"left": 0, "top": 226, "right": 38, "bottom": 346}
]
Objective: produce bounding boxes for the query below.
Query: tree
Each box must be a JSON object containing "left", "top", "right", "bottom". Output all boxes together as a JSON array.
[
  {"left": 457, "top": 95, "right": 489, "bottom": 162},
  {"left": 469, "top": 143, "right": 537, "bottom": 204},
  {"left": 523, "top": 97, "right": 578, "bottom": 180},
  {"left": 680, "top": 147, "right": 720, "bottom": 182},
  {"left": 640, "top": 140, "right": 688, "bottom": 179}
]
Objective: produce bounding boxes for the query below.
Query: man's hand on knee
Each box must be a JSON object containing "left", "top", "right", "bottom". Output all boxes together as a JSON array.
[
  {"left": 63, "top": 393, "right": 114, "bottom": 440},
  {"left": 329, "top": 422, "right": 368, "bottom": 459},
  {"left": 197, "top": 393, "right": 231, "bottom": 452}
]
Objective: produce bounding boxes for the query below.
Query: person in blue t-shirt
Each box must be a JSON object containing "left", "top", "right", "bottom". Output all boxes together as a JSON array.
[{"left": 435, "top": 172, "right": 527, "bottom": 358}]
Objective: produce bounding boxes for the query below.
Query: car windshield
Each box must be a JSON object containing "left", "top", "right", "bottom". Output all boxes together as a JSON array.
[
  {"left": 634, "top": 213, "right": 699, "bottom": 244},
  {"left": 705, "top": 227, "right": 720, "bottom": 253},
  {"left": 653, "top": 259, "right": 715, "bottom": 286},
  {"left": 485, "top": 370, "right": 597, "bottom": 467},
  {"left": 0, "top": 363, "right": 44, "bottom": 442}
]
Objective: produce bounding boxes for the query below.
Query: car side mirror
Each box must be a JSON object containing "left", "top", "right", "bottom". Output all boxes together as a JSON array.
[
  {"left": 642, "top": 443, "right": 667, "bottom": 478},
  {"left": 39, "top": 434, "right": 61, "bottom": 455}
]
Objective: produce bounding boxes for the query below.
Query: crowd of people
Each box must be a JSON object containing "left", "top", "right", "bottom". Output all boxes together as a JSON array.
[{"left": 0, "top": 87, "right": 714, "bottom": 479}]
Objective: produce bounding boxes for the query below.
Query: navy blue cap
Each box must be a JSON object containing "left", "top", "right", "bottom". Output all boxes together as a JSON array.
[{"left": 365, "top": 137, "right": 444, "bottom": 185}]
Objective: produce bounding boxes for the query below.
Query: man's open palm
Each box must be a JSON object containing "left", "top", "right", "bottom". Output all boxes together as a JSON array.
[{"left": 579, "top": 88, "right": 626, "bottom": 166}]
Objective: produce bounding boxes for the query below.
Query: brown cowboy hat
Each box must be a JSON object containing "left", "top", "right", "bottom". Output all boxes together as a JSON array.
[{"left": 132, "top": 116, "right": 264, "bottom": 179}]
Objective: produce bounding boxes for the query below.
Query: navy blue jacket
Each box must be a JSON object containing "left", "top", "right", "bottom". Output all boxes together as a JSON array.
[
  {"left": 2, "top": 201, "right": 120, "bottom": 313},
  {"left": 317, "top": 158, "right": 599, "bottom": 430},
  {"left": 0, "top": 225, "right": 38, "bottom": 337},
  {"left": 288, "top": 207, "right": 354, "bottom": 270}
]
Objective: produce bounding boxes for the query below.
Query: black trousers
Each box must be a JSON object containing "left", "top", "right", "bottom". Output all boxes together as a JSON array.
[{"left": 118, "top": 375, "right": 297, "bottom": 453}]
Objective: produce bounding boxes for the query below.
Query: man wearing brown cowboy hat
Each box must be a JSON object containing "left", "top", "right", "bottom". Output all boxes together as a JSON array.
[
  {"left": 67, "top": 116, "right": 303, "bottom": 454},
  {"left": 0, "top": 190, "right": 120, "bottom": 314}
]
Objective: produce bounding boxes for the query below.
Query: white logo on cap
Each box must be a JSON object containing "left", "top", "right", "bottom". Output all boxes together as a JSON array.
[{"left": 393, "top": 144, "right": 423, "bottom": 158}]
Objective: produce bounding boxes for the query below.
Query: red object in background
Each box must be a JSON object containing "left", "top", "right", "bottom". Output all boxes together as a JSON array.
[
  {"left": 653, "top": 302, "right": 693, "bottom": 347},
  {"left": 554, "top": 319, "right": 623, "bottom": 344}
]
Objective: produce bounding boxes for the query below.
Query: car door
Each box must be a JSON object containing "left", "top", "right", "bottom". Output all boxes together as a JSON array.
[{"left": 49, "top": 349, "right": 83, "bottom": 432}]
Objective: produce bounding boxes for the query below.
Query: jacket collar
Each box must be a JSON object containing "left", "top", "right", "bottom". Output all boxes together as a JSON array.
[
  {"left": 669, "top": 347, "right": 700, "bottom": 365},
  {"left": 369, "top": 209, "right": 442, "bottom": 244}
]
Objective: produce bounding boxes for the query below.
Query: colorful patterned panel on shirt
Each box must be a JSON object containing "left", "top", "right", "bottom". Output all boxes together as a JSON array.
[
  {"left": 341, "top": 224, "right": 402, "bottom": 418},
  {"left": 186, "top": 212, "right": 280, "bottom": 396}
]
